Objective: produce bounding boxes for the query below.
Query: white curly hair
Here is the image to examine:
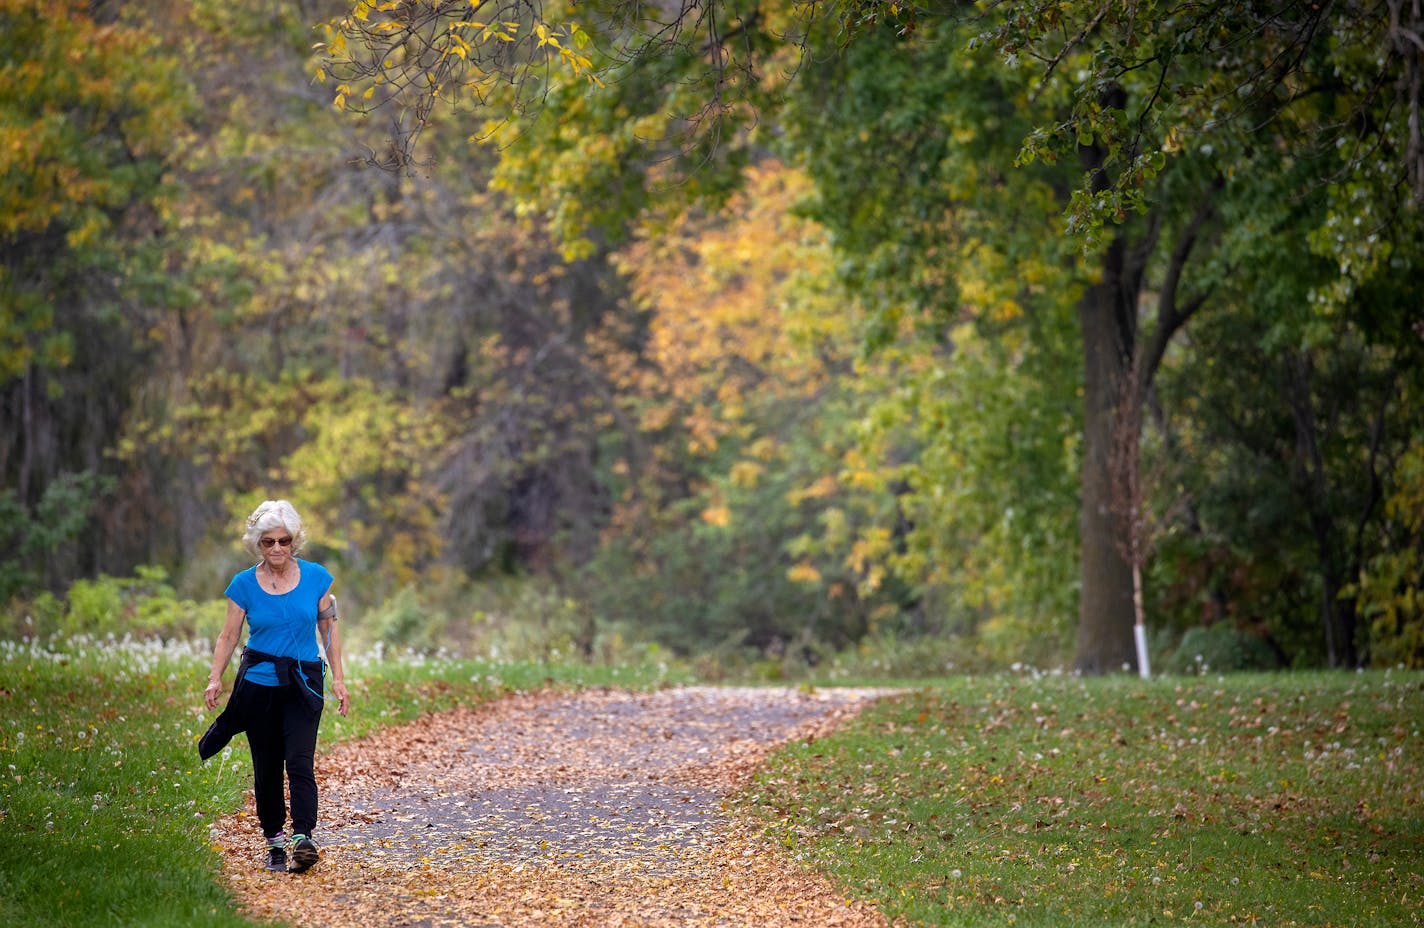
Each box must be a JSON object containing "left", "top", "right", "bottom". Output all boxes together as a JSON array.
[{"left": 241, "top": 499, "right": 307, "bottom": 557}]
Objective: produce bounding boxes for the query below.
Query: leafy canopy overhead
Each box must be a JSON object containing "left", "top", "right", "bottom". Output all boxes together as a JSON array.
[{"left": 319, "top": 0, "right": 1424, "bottom": 262}]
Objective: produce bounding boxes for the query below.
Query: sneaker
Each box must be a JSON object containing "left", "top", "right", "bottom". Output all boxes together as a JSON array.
[
  {"left": 289, "top": 834, "right": 319, "bottom": 873},
  {"left": 264, "top": 844, "right": 288, "bottom": 872}
]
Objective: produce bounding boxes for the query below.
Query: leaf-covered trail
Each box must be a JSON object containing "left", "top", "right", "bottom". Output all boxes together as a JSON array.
[{"left": 212, "top": 686, "right": 896, "bottom": 927}]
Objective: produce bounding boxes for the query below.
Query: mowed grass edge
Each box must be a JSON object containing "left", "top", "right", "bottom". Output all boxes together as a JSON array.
[
  {"left": 745, "top": 671, "right": 1424, "bottom": 927},
  {"left": 0, "top": 635, "right": 688, "bottom": 928}
]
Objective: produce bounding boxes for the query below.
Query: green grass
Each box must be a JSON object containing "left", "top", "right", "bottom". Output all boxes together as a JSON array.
[
  {"left": 749, "top": 671, "right": 1424, "bottom": 926},
  {"left": 7, "top": 635, "right": 1422, "bottom": 928},
  {"left": 0, "top": 633, "right": 689, "bottom": 928}
]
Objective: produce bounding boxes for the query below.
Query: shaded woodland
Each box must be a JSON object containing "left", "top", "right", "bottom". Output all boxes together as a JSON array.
[{"left": 2, "top": 0, "right": 1422, "bottom": 673}]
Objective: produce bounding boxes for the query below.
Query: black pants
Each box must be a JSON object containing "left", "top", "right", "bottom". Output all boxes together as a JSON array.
[{"left": 229, "top": 675, "right": 323, "bottom": 839}]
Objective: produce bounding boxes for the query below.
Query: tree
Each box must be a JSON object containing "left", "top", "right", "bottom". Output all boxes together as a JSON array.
[
  {"left": 317, "top": 0, "right": 1424, "bottom": 670},
  {"left": 580, "top": 161, "right": 910, "bottom": 661},
  {"left": 0, "top": 0, "right": 193, "bottom": 589},
  {"left": 992, "top": 0, "right": 1424, "bottom": 669},
  {"left": 1148, "top": 209, "right": 1424, "bottom": 667},
  {"left": 77, "top": 0, "right": 642, "bottom": 612}
]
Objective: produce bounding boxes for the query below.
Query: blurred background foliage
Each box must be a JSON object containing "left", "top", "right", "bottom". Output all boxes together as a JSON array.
[{"left": 1, "top": 0, "right": 1421, "bottom": 676}]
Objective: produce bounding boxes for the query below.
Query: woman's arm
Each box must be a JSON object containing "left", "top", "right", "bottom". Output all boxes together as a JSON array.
[
  {"left": 317, "top": 593, "right": 349, "bottom": 717},
  {"left": 204, "top": 599, "right": 245, "bottom": 710}
]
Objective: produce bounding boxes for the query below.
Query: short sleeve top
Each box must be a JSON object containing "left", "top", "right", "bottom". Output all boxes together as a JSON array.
[{"left": 224, "top": 558, "right": 334, "bottom": 686}]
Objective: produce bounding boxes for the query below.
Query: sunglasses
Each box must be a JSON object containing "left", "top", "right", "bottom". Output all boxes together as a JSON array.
[{"left": 259, "top": 536, "right": 294, "bottom": 549}]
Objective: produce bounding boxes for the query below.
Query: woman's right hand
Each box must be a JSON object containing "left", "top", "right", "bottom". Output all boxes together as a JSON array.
[{"left": 204, "top": 679, "right": 223, "bottom": 710}]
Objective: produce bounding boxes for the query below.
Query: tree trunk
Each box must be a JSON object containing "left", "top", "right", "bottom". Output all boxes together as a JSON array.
[
  {"left": 1073, "top": 81, "right": 1142, "bottom": 675},
  {"left": 1074, "top": 243, "right": 1140, "bottom": 674},
  {"left": 1286, "top": 353, "right": 1359, "bottom": 667}
]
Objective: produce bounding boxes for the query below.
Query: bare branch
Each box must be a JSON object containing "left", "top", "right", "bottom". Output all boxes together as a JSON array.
[{"left": 1029, "top": 6, "right": 1107, "bottom": 103}]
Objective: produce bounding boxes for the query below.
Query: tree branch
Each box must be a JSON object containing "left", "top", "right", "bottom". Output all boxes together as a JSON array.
[
  {"left": 1138, "top": 176, "right": 1223, "bottom": 386},
  {"left": 1031, "top": 6, "right": 1107, "bottom": 101}
]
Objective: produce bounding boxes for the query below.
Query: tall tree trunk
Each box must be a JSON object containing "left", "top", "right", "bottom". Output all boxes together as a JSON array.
[
  {"left": 1074, "top": 237, "right": 1139, "bottom": 674},
  {"left": 1073, "top": 81, "right": 1141, "bottom": 674}
]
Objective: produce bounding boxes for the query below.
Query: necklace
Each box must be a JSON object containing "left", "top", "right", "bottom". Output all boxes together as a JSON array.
[{"left": 262, "top": 562, "right": 295, "bottom": 593}]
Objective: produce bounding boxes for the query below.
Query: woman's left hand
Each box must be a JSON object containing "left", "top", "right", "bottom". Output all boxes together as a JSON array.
[{"left": 332, "top": 679, "right": 350, "bottom": 717}]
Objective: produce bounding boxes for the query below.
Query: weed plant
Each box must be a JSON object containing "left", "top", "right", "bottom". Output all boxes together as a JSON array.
[
  {"left": 749, "top": 670, "right": 1424, "bottom": 926},
  {"left": 0, "top": 632, "right": 687, "bottom": 928}
]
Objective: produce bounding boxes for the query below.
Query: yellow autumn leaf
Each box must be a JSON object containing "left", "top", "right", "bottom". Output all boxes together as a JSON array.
[
  {"left": 701, "top": 506, "right": 731, "bottom": 527},
  {"left": 787, "top": 562, "right": 822, "bottom": 584},
  {"left": 729, "top": 460, "right": 762, "bottom": 488},
  {"left": 789, "top": 474, "right": 838, "bottom": 504},
  {"left": 848, "top": 527, "right": 891, "bottom": 575}
]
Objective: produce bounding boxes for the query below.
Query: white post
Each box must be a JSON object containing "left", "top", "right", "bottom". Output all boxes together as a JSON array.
[{"left": 1134, "top": 622, "right": 1151, "bottom": 680}]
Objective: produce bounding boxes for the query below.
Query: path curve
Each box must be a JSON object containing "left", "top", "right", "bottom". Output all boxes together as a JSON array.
[{"left": 212, "top": 686, "right": 896, "bottom": 927}]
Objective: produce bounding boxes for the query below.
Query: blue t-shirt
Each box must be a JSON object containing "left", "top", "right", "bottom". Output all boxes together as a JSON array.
[{"left": 224, "top": 558, "right": 334, "bottom": 687}]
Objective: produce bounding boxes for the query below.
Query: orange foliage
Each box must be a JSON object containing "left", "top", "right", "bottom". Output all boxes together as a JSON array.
[{"left": 596, "top": 160, "right": 849, "bottom": 524}]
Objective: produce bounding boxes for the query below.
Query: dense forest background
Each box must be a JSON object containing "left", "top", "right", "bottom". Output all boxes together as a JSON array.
[{"left": 2, "top": 0, "right": 1422, "bottom": 675}]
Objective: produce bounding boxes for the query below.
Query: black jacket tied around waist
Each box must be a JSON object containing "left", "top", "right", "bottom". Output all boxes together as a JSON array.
[{"left": 197, "top": 648, "right": 324, "bottom": 761}]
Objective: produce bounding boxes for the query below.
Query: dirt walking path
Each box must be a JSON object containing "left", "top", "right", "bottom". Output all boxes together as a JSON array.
[{"left": 211, "top": 686, "right": 897, "bottom": 927}]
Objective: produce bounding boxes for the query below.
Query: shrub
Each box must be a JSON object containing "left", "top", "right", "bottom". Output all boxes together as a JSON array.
[
  {"left": 1352, "top": 444, "right": 1424, "bottom": 668},
  {"left": 1, "top": 566, "right": 225, "bottom": 641},
  {"left": 1165, "top": 623, "right": 1281, "bottom": 674}
]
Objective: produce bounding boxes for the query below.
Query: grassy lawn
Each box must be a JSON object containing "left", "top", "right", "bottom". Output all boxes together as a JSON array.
[
  {"left": 0, "top": 634, "right": 686, "bottom": 928},
  {"left": 749, "top": 671, "right": 1424, "bottom": 927}
]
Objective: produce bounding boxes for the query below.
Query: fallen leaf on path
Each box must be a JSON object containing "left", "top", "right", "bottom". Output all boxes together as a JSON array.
[{"left": 212, "top": 686, "right": 900, "bottom": 927}]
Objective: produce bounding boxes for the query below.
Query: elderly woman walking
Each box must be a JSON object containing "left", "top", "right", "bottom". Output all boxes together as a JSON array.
[{"left": 199, "top": 499, "right": 350, "bottom": 873}]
